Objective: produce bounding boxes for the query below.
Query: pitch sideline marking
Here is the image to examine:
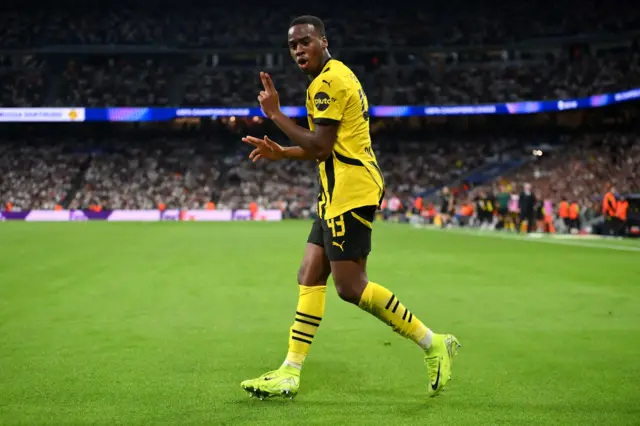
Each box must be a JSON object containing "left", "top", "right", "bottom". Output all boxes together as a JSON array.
[{"left": 417, "top": 225, "right": 640, "bottom": 253}]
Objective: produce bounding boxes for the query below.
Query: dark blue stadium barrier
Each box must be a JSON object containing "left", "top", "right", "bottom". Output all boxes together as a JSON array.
[{"left": 0, "top": 88, "right": 638, "bottom": 122}]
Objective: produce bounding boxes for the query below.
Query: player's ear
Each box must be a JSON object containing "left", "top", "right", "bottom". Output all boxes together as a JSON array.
[{"left": 321, "top": 36, "right": 328, "bottom": 49}]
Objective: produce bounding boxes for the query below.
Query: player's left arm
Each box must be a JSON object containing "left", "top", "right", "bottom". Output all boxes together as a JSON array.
[
  {"left": 257, "top": 72, "right": 345, "bottom": 161},
  {"left": 271, "top": 113, "right": 338, "bottom": 161}
]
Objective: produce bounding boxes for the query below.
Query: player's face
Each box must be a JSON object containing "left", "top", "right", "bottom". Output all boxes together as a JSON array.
[{"left": 288, "top": 24, "right": 327, "bottom": 75}]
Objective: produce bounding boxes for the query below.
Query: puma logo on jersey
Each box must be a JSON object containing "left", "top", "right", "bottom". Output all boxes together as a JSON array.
[
  {"left": 332, "top": 241, "right": 345, "bottom": 251},
  {"left": 322, "top": 79, "right": 332, "bottom": 87}
]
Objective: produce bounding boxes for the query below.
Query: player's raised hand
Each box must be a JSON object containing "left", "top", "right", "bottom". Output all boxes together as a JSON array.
[
  {"left": 258, "top": 72, "right": 281, "bottom": 119},
  {"left": 242, "top": 135, "right": 285, "bottom": 162}
]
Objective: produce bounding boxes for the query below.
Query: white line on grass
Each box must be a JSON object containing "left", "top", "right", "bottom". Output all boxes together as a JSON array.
[{"left": 417, "top": 226, "right": 640, "bottom": 253}]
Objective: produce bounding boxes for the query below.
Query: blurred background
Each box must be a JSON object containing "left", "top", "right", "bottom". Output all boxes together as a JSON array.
[{"left": 1, "top": 0, "right": 638, "bottom": 236}]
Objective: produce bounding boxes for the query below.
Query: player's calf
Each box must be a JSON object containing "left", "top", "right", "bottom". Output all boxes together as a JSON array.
[{"left": 284, "top": 242, "right": 330, "bottom": 370}]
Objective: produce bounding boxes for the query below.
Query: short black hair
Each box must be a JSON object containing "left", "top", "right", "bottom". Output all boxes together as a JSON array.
[{"left": 289, "top": 15, "right": 326, "bottom": 37}]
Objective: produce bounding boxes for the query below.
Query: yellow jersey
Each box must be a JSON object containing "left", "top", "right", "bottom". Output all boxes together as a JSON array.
[{"left": 305, "top": 59, "right": 385, "bottom": 220}]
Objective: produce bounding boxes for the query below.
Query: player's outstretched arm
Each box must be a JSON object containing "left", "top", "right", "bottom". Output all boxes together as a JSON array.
[
  {"left": 242, "top": 135, "right": 317, "bottom": 162},
  {"left": 270, "top": 114, "right": 337, "bottom": 161},
  {"left": 282, "top": 146, "right": 319, "bottom": 161},
  {"left": 257, "top": 72, "right": 337, "bottom": 161}
]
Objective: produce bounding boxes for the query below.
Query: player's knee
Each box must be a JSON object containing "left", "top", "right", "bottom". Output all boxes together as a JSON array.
[
  {"left": 331, "top": 259, "right": 368, "bottom": 304},
  {"left": 297, "top": 264, "right": 328, "bottom": 287},
  {"left": 333, "top": 278, "right": 365, "bottom": 305},
  {"left": 297, "top": 265, "right": 312, "bottom": 286}
]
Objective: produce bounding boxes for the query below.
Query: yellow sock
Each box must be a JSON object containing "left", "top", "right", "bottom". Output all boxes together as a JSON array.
[
  {"left": 284, "top": 285, "right": 326, "bottom": 368},
  {"left": 358, "top": 281, "right": 432, "bottom": 349}
]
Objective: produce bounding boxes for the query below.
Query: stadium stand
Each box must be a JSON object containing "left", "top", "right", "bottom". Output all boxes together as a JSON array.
[
  {"left": 365, "top": 53, "right": 640, "bottom": 105},
  {"left": 1, "top": 129, "right": 637, "bottom": 219},
  {"left": 0, "top": 1, "right": 639, "bottom": 107},
  {"left": 0, "top": 1, "right": 638, "bottom": 48},
  {"left": 503, "top": 133, "right": 640, "bottom": 208},
  {"left": 2, "top": 52, "right": 639, "bottom": 107},
  {"left": 0, "top": 142, "right": 87, "bottom": 210},
  {"left": 52, "top": 57, "right": 175, "bottom": 107},
  {"left": 0, "top": 1, "right": 638, "bottom": 233}
]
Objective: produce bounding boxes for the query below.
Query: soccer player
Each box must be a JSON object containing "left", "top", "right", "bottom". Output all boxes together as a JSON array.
[
  {"left": 439, "top": 186, "right": 455, "bottom": 228},
  {"left": 240, "top": 15, "right": 460, "bottom": 400},
  {"left": 517, "top": 183, "right": 536, "bottom": 233}
]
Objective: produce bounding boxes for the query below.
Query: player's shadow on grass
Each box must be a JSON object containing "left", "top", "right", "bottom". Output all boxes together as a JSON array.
[
  {"left": 235, "top": 359, "right": 434, "bottom": 412},
  {"left": 235, "top": 387, "right": 434, "bottom": 412},
  {"left": 234, "top": 396, "right": 436, "bottom": 422}
]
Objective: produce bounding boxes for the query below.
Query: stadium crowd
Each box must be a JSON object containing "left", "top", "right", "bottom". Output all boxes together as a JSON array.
[
  {"left": 0, "top": 135, "right": 508, "bottom": 213},
  {"left": 3, "top": 52, "right": 638, "bottom": 108},
  {"left": 366, "top": 52, "right": 640, "bottom": 105},
  {"left": 1, "top": 1, "right": 638, "bottom": 49},
  {"left": 503, "top": 133, "right": 639, "bottom": 209},
  {"left": 1, "top": 0, "right": 638, "bottom": 108},
  {"left": 53, "top": 57, "right": 175, "bottom": 107},
  {"left": 0, "top": 142, "right": 87, "bottom": 211},
  {"left": 1, "top": 2, "right": 638, "bottom": 232},
  {"left": 448, "top": 132, "right": 639, "bottom": 231},
  {"left": 1, "top": 133, "right": 637, "bottom": 227}
]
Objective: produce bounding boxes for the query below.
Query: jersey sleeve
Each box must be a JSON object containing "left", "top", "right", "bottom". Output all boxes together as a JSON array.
[{"left": 310, "top": 75, "right": 349, "bottom": 125}]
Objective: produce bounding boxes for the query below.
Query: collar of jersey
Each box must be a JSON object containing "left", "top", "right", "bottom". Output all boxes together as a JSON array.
[
  {"left": 320, "top": 57, "right": 333, "bottom": 72},
  {"left": 309, "top": 58, "right": 334, "bottom": 82}
]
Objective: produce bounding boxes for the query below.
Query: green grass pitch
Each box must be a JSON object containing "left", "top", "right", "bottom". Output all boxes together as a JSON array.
[{"left": 1, "top": 221, "right": 639, "bottom": 425}]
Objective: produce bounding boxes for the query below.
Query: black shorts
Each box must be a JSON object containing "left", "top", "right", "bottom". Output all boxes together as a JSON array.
[
  {"left": 520, "top": 210, "right": 533, "bottom": 221},
  {"left": 480, "top": 210, "right": 493, "bottom": 222},
  {"left": 307, "top": 206, "right": 376, "bottom": 261}
]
